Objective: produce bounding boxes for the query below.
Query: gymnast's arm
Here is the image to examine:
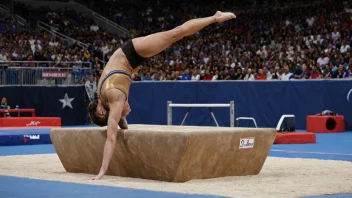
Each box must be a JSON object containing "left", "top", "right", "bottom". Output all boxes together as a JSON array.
[{"left": 92, "top": 91, "right": 126, "bottom": 180}]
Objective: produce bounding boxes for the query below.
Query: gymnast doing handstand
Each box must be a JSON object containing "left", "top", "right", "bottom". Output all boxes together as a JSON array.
[{"left": 88, "top": 11, "right": 236, "bottom": 180}]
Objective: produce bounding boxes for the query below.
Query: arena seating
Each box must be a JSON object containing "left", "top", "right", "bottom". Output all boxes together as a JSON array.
[
  {"left": 72, "top": 0, "right": 352, "bottom": 82},
  {"left": 0, "top": 11, "right": 93, "bottom": 86},
  {"left": 0, "top": 0, "right": 349, "bottom": 85}
]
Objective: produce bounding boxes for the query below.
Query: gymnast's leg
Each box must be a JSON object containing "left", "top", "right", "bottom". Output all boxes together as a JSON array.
[
  {"left": 132, "top": 11, "right": 236, "bottom": 58},
  {"left": 119, "top": 11, "right": 235, "bottom": 129}
]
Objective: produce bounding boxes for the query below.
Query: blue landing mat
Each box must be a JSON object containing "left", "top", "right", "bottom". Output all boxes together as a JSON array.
[
  {"left": 0, "top": 175, "right": 227, "bottom": 198},
  {"left": 270, "top": 133, "right": 352, "bottom": 161},
  {"left": 0, "top": 126, "right": 93, "bottom": 146},
  {"left": 302, "top": 194, "right": 352, "bottom": 198},
  {"left": 0, "top": 144, "right": 56, "bottom": 156},
  {"left": 1, "top": 129, "right": 352, "bottom": 162},
  {"left": 0, "top": 129, "right": 51, "bottom": 146}
]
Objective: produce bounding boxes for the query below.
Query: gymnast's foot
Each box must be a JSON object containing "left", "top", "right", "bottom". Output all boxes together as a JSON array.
[
  {"left": 118, "top": 117, "right": 128, "bottom": 129},
  {"left": 214, "top": 11, "right": 236, "bottom": 23}
]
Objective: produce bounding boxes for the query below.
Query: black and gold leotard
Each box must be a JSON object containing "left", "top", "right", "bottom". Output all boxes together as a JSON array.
[{"left": 98, "top": 40, "right": 144, "bottom": 102}]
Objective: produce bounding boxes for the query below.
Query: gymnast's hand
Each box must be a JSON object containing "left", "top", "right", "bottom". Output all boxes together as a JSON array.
[{"left": 90, "top": 172, "right": 104, "bottom": 180}]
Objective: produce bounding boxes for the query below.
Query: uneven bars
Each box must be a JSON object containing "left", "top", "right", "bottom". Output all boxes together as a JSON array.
[
  {"left": 169, "top": 104, "right": 231, "bottom": 107},
  {"left": 167, "top": 101, "right": 235, "bottom": 127}
]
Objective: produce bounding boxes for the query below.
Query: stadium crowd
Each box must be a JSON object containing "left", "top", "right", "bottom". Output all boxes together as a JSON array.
[
  {"left": 79, "top": 0, "right": 352, "bottom": 81},
  {"left": 1, "top": 0, "right": 352, "bottom": 85}
]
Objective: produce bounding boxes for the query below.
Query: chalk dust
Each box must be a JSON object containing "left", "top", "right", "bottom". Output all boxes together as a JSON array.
[{"left": 0, "top": 154, "right": 351, "bottom": 198}]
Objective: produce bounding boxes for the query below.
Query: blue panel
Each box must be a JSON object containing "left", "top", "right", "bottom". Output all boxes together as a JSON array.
[
  {"left": 152, "top": 81, "right": 197, "bottom": 125},
  {"left": 0, "top": 86, "right": 88, "bottom": 126},
  {"left": 126, "top": 80, "right": 352, "bottom": 130},
  {"left": 129, "top": 81, "right": 198, "bottom": 125},
  {"left": 0, "top": 175, "right": 228, "bottom": 198},
  {"left": 1, "top": 80, "right": 352, "bottom": 129},
  {"left": 0, "top": 128, "right": 50, "bottom": 135},
  {"left": 0, "top": 133, "right": 51, "bottom": 146},
  {"left": 0, "top": 129, "right": 53, "bottom": 146},
  {"left": 41, "top": 86, "right": 87, "bottom": 126},
  {"left": 0, "top": 144, "right": 56, "bottom": 156},
  {"left": 302, "top": 194, "right": 352, "bottom": 198}
]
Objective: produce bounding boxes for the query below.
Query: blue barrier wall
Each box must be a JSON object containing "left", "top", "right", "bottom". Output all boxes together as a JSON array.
[
  {"left": 1, "top": 80, "right": 352, "bottom": 129},
  {"left": 0, "top": 86, "right": 88, "bottom": 126},
  {"left": 128, "top": 80, "right": 352, "bottom": 130}
]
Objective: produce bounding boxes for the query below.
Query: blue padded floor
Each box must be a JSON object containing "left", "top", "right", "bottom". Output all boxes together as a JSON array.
[
  {"left": 302, "top": 195, "right": 352, "bottom": 198},
  {"left": 0, "top": 175, "right": 227, "bottom": 198},
  {"left": 0, "top": 126, "right": 92, "bottom": 146},
  {"left": 0, "top": 129, "right": 351, "bottom": 198},
  {"left": 270, "top": 132, "right": 352, "bottom": 161},
  {"left": 0, "top": 144, "right": 56, "bottom": 156},
  {"left": 1, "top": 130, "right": 351, "bottom": 162},
  {"left": 0, "top": 128, "right": 51, "bottom": 146}
]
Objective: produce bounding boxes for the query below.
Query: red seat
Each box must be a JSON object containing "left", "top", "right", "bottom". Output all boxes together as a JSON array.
[
  {"left": 306, "top": 115, "right": 345, "bottom": 133},
  {"left": 0, "top": 117, "right": 61, "bottom": 127}
]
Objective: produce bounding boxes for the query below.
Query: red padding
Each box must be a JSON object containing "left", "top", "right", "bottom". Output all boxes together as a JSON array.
[
  {"left": 0, "top": 117, "right": 61, "bottom": 127},
  {"left": 274, "top": 132, "right": 316, "bottom": 144},
  {"left": 306, "top": 115, "right": 345, "bottom": 133}
]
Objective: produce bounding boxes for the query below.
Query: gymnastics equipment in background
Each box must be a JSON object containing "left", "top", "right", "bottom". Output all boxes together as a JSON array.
[
  {"left": 276, "top": 115, "right": 296, "bottom": 132},
  {"left": 50, "top": 124, "right": 277, "bottom": 182},
  {"left": 167, "top": 101, "right": 235, "bottom": 127},
  {"left": 0, "top": 86, "right": 87, "bottom": 126},
  {"left": 1, "top": 80, "right": 352, "bottom": 129},
  {"left": 274, "top": 115, "right": 316, "bottom": 144},
  {"left": 127, "top": 80, "right": 352, "bottom": 130},
  {"left": 236, "top": 117, "right": 258, "bottom": 128},
  {"left": 307, "top": 111, "right": 345, "bottom": 133},
  {"left": 0, "top": 108, "right": 61, "bottom": 127}
]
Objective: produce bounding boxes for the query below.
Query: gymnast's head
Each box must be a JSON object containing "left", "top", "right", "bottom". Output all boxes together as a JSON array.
[{"left": 88, "top": 100, "right": 109, "bottom": 127}]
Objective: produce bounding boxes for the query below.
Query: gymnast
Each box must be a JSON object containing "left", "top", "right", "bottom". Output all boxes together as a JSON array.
[{"left": 88, "top": 11, "right": 236, "bottom": 180}]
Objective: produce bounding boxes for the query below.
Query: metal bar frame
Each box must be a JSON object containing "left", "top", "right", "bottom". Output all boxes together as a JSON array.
[{"left": 167, "top": 101, "right": 235, "bottom": 127}]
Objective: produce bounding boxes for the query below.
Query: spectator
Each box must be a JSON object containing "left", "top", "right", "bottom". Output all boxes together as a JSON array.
[
  {"left": 0, "top": 97, "right": 10, "bottom": 117},
  {"left": 181, "top": 69, "right": 192, "bottom": 80},
  {"left": 0, "top": 51, "right": 7, "bottom": 61},
  {"left": 85, "top": 73, "right": 97, "bottom": 102},
  {"left": 255, "top": 69, "right": 267, "bottom": 80},
  {"left": 217, "top": 71, "right": 226, "bottom": 80},
  {"left": 282, "top": 67, "right": 294, "bottom": 80},
  {"left": 263, "top": 67, "right": 273, "bottom": 80},
  {"left": 344, "top": 64, "right": 352, "bottom": 78},
  {"left": 332, "top": 64, "right": 346, "bottom": 79},
  {"left": 191, "top": 69, "right": 200, "bottom": 81},
  {"left": 321, "top": 65, "right": 331, "bottom": 79},
  {"left": 310, "top": 66, "right": 321, "bottom": 79},
  {"left": 340, "top": 39, "right": 351, "bottom": 54},
  {"left": 142, "top": 73, "right": 152, "bottom": 81},
  {"left": 293, "top": 64, "right": 303, "bottom": 79},
  {"left": 317, "top": 52, "right": 330, "bottom": 67},
  {"left": 203, "top": 70, "right": 213, "bottom": 81},
  {"left": 331, "top": 27, "right": 341, "bottom": 42},
  {"left": 235, "top": 68, "right": 245, "bottom": 80},
  {"left": 269, "top": 67, "right": 279, "bottom": 80},
  {"left": 300, "top": 65, "right": 311, "bottom": 79},
  {"left": 244, "top": 69, "right": 255, "bottom": 81},
  {"left": 212, "top": 70, "right": 219, "bottom": 80}
]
